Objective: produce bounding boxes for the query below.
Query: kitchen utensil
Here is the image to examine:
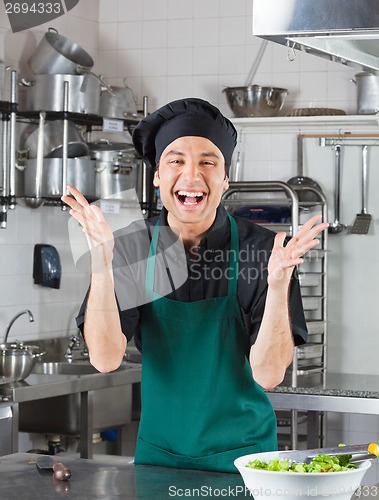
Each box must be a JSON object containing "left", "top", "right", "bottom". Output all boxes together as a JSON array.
[
  {"left": 99, "top": 78, "right": 137, "bottom": 119},
  {"left": 75, "top": 66, "right": 115, "bottom": 96},
  {"left": 19, "top": 73, "right": 102, "bottom": 114},
  {"left": 287, "top": 135, "right": 324, "bottom": 204},
  {"left": 28, "top": 27, "right": 94, "bottom": 75},
  {"left": 278, "top": 443, "right": 379, "bottom": 464},
  {"left": 0, "top": 342, "right": 45, "bottom": 381},
  {"left": 88, "top": 140, "right": 142, "bottom": 199},
  {"left": 328, "top": 144, "right": 346, "bottom": 234},
  {"left": 20, "top": 158, "right": 96, "bottom": 201},
  {"left": 352, "top": 72, "right": 379, "bottom": 115},
  {"left": 222, "top": 85, "right": 288, "bottom": 117},
  {"left": 19, "top": 120, "right": 89, "bottom": 159},
  {"left": 244, "top": 39, "right": 268, "bottom": 86},
  {"left": 35, "top": 455, "right": 71, "bottom": 481},
  {"left": 351, "top": 145, "right": 372, "bottom": 234}
]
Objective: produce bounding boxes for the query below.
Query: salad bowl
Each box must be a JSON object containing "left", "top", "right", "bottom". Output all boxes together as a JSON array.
[{"left": 234, "top": 450, "right": 371, "bottom": 500}]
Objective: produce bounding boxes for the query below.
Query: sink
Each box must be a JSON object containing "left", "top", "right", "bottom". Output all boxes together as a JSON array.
[
  {"left": 32, "top": 361, "right": 101, "bottom": 375},
  {"left": 32, "top": 360, "right": 133, "bottom": 376},
  {"left": 19, "top": 359, "right": 137, "bottom": 436}
]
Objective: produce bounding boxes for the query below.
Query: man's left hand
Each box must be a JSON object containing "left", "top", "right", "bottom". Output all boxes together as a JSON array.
[{"left": 267, "top": 214, "right": 328, "bottom": 290}]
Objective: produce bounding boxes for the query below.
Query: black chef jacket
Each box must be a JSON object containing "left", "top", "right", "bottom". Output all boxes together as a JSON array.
[{"left": 76, "top": 204, "right": 308, "bottom": 352}]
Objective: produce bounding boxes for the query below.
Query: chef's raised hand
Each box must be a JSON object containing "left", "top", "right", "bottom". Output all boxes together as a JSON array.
[
  {"left": 267, "top": 214, "right": 328, "bottom": 290},
  {"left": 61, "top": 185, "right": 114, "bottom": 270}
]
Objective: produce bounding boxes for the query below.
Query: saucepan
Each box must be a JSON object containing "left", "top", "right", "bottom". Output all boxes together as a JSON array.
[{"left": 0, "top": 342, "right": 45, "bottom": 381}]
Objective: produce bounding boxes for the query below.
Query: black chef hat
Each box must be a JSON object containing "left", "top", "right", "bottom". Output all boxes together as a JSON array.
[{"left": 132, "top": 98, "right": 237, "bottom": 170}]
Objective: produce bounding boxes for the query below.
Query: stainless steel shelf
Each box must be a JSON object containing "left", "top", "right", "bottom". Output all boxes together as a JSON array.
[{"left": 230, "top": 115, "right": 379, "bottom": 130}]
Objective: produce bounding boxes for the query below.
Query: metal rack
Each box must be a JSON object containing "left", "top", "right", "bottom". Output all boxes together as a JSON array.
[
  {"left": 0, "top": 70, "right": 155, "bottom": 222},
  {"left": 222, "top": 180, "right": 328, "bottom": 450}
]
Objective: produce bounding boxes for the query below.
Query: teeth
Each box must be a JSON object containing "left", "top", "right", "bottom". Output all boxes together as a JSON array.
[{"left": 177, "top": 190, "right": 204, "bottom": 197}]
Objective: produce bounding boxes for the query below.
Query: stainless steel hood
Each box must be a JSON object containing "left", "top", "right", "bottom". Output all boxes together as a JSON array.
[{"left": 252, "top": 0, "right": 379, "bottom": 73}]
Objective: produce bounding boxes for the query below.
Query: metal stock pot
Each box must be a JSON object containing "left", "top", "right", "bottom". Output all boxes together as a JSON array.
[
  {"left": 19, "top": 73, "right": 102, "bottom": 114},
  {"left": 99, "top": 79, "right": 138, "bottom": 119},
  {"left": 20, "top": 157, "right": 96, "bottom": 200},
  {"left": 19, "top": 120, "right": 89, "bottom": 158},
  {"left": 88, "top": 140, "right": 142, "bottom": 199},
  {"left": 353, "top": 72, "right": 379, "bottom": 115},
  {"left": 28, "top": 27, "right": 94, "bottom": 75}
]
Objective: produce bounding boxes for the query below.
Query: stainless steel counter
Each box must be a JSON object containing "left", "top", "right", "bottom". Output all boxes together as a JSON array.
[
  {"left": 0, "top": 452, "right": 250, "bottom": 499},
  {"left": 1, "top": 452, "right": 378, "bottom": 499},
  {"left": 267, "top": 372, "right": 379, "bottom": 448},
  {"left": 0, "top": 363, "right": 142, "bottom": 459}
]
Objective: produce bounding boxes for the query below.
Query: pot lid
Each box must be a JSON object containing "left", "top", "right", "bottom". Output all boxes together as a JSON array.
[
  {"left": 88, "top": 140, "right": 136, "bottom": 152},
  {"left": 0, "top": 342, "right": 40, "bottom": 353}
]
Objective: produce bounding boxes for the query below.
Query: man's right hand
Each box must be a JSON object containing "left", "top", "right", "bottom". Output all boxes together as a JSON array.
[{"left": 61, "top": 185, "right": 114, "bottom": 271}]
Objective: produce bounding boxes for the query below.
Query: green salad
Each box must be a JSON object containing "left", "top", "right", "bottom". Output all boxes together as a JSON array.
[{"left": 246, "top": 453, "right": 359, "bottom": 473}]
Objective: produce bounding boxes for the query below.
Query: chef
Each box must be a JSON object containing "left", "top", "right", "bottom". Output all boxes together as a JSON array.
[{"left": 62, "top": 98, "right": 328, "bottom": 473}]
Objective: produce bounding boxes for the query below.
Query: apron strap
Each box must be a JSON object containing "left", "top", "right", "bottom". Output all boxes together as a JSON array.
[
  {"left": 145, "top": 223, "right": 159, "bottom": 293},
  {"left": 227, "top": 214, "right": 239, "bottom": 297},
  {"left": 145, "top": 214, "right": 240, "bottom": 297}
]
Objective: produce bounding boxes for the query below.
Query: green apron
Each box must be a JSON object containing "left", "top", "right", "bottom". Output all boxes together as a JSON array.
[{"left": 134, "top": 215, "right": 277, "bottom": 473}]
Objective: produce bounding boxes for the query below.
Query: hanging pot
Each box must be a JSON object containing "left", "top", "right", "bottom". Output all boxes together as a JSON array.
[
  {"left": 99, "top": 78, "right": 137, "bottom": 119},
  {"left": 19, "top": 120, "right": 89, "bottom": 159},
  {"left": 28, "top": 27, "right": 94, "bottom": 75},
  {"left": 19, "top": 73, "right": 102, "bottom": 114}
]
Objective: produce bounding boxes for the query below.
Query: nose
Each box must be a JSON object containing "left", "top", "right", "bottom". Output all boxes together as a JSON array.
[{"left": 181, "top": 161, "right": 200, "bottom": 182}]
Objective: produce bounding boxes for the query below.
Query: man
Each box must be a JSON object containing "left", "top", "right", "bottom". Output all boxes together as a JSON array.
[{"left": 62, "top": 98, "right": 328, "bottom": 473}]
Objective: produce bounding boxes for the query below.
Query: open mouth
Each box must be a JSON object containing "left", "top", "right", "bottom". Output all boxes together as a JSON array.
[{"left": 175, "top": 190, "right": 206, "bottom": 206}]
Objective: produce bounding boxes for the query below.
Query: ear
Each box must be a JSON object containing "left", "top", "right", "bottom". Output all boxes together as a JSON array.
[
  {"left": 153, "top": 169, "right": 160, "bottom": 188},
  {"left": 223, "top": 175, "right": 229, "bottom": 191}
]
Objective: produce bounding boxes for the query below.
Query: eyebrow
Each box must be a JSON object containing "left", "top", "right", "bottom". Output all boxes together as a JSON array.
[{"left": 164, "top": 150, "right": 221, "bottom": 159}]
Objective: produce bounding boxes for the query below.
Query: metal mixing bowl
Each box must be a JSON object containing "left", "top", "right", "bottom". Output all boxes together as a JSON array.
[{"left": 223, "top": 85, "right": 288, "bottom": 117}]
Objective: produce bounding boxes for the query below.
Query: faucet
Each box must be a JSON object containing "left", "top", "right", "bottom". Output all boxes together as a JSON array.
[
  {"left": 65, "top": 334, "right": 82, "bottom": 359},
  {"left": 3, "top": 309, "right": 34, "bottom": 344}
]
